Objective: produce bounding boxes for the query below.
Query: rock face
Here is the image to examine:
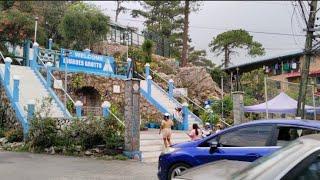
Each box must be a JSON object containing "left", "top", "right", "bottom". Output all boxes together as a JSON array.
[
  {"left": 92, "top": 41, "right": 128, "bottom": 56},
  {"left": 173, "top": 66, "right": 222, "bottom": 104},
  {"left": 0, "top": 83, "right": 22, "bottom": 130}
]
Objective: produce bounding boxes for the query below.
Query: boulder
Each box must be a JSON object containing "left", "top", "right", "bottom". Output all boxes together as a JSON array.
[
  {"left": 173, "top": 66, "right": 221, "bottom": 103},
  {"left": 0, "top": 137, "right": 8, "bottom": 145}
]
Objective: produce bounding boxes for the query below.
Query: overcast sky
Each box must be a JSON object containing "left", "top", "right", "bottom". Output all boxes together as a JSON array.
[{"left": 89, "top": 1, "right": 308, "bottom": 66}]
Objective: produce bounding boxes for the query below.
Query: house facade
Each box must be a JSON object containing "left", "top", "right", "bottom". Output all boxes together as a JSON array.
[{"left": 224, "top": 50, "right": 320, "bottom": 95}]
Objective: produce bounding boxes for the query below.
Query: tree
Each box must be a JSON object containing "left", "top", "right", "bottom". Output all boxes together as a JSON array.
[
  {"left": 188, "top": 48, "right": 215, "bottom": 68},
  {"left": 0, "top": 8, "right": 34, "bottom": 52},
  {"left": 59, "top": 2, "right": 110, "bottom": 50},
  {"left": 209, "top": 29, "right": 265, "bottom": 68},
  {"left": 141, "top": 39, "right": 154, "bottom": 63},
  {"left": 181, "top": 1, "right": 201, "bottom": 67},
  {"left": 115, "top": 0, "right": 127, "bottom": 22},
  {"left": 34, "top": 1, "right": 69, "bottom": 45},
  {"left": 131, "top": 1, "right": 184, "bottom": 58}
]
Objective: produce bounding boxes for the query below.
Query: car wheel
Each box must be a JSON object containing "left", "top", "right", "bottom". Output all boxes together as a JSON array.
[{"left": 168, "top": 163, "right": 190, "bottom": 180}]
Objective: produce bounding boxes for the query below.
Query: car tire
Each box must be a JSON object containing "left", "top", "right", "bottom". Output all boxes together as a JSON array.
[{"left": 168, "top": 163, "right": 191, "bottom": 180}]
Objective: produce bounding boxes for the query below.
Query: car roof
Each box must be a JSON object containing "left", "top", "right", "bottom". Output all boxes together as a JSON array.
[{"left": 235, "top": 119, "right": 320, "bottom": 129}]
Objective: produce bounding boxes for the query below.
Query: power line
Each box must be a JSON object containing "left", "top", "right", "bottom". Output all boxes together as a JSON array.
[
  {"left": 115, "top": 17, "right": 306, "bottom": 37},
  {"left": 291, "top": 3, "right": 306, "bottom": 48}
]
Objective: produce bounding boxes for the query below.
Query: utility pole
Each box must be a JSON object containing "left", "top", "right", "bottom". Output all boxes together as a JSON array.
[{"left": 297, "top": 0, "right": 318, "bottom": 118}]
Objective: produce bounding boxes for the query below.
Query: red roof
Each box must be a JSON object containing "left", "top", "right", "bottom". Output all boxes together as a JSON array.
[{"left": 286, "top": 70, "right": 320, "bottom": 78}]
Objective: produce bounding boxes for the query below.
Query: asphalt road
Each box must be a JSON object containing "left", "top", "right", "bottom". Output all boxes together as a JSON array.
[{"left": 0, "top": 151, "right": 158, "bottom": 180}]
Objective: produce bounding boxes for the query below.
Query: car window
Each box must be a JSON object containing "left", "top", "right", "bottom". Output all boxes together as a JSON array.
[
  {"left": 277, "top": 127, "right": 320, "bottom": 146},
  {"left": 218, "top": 125, "right": 273, "bottom": 147},
  {"left": 292, "top": 156, "right": 320, "bottom": 180}
]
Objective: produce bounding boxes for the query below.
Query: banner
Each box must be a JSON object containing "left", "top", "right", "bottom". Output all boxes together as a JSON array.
[
  {"left": 59, "top": 49, "right": 115, "bottom": 74},
  {"left": 173, "top": 88, "right": 188, "bottom": 98}
]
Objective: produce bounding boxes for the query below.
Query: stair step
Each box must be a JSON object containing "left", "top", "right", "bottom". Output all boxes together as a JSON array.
[
  {"left": 0, "top": 64, "right": 66, "bottom": 118},
  {"left": 142, "top": 151, "right": 162, "bottom": 159},
  {"left": 142, "top": 157, "right": 159, "bottom": 163}
]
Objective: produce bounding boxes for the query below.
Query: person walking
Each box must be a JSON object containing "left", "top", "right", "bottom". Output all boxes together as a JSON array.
[
  {"left": 187, "top": 123, "right": 202, "bottom": 141},
  {"left": 215, "top": 123, "right": 222, "bottom": 133},
  {"left": 159, "top": 113, "right": 174, "bottom": 149},
  {"left": 173, "top": 107, "right": 183, "bottom": 130}
]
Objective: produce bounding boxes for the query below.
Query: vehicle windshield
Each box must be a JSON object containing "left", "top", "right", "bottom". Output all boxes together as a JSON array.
[{"left": 232, "top": 140, "right": 304, "bottom": 179}]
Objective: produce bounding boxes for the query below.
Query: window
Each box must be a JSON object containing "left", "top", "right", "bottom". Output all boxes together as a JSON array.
[
  {"left": 276, "top": 127, "right": 320, "bottom": 146},
  {"left": 218, "top": 125, "right": 273, "bottom": 147},
  {"left": 294, "top": 156, "right": 320, "bottom": 180},
  {"left": 283, "top": 153, "right": 320, "bottom": 180}
]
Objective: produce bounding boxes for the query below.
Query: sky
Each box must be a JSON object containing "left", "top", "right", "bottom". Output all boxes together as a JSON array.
[{"left": 88, "top": 1, "right": 308, "bottom": 66}]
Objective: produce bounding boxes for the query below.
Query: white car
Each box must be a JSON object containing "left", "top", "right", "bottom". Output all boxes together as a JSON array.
[{"left": 175, "top": 134, "right": 320, "bottom": 180}]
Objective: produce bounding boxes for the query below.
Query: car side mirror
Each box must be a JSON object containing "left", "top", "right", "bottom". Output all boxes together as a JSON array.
[{"left": 209, "top": 140, "right": 220, "bottom": 154}]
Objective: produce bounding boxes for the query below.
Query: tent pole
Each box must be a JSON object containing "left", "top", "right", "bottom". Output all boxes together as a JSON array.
[
  {"left": 312, "top": 82, "right": 316, "bottom": 120},
  {"left": 264, "top": 76, "right": 269, "bottom": 119}
]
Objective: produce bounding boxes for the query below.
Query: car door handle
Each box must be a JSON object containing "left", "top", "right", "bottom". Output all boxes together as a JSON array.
[{"left": 246, "top": 153, "right": 262, "bottom": 158}]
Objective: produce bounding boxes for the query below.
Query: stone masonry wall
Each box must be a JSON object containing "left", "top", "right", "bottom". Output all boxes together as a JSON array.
[
  {"left": 52, "top": 71, "right": 162, "bottom": 123},
  {"left": 0, "top": 83, "right": 22, "bottom": 130},
  {"left": 92, "top": 41, "right": 128, "bottom": 56}
]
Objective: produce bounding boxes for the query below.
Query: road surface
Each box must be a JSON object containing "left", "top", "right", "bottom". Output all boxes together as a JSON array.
[{"left": 0, "top": 151, "right": 158, "bottom": 180}]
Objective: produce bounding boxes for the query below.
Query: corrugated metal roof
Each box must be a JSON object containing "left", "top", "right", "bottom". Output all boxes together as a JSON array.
[{"left": 224, "top": 49, "right": 304, "bottom": 71}]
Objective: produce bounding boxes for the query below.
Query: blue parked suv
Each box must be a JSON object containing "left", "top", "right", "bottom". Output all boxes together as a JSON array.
[{"left": 158, "top": 119, "right": 320, "bottom": 180}]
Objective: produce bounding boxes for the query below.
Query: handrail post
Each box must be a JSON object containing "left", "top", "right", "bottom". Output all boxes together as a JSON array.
[
  {"left": 4, "top": 57, "right": 12, "bottom": 86},
  {"left": 182, "top": 102, "right": 189, "bottom": 130},
  {"left": 75, "top": 101, "right": 83, "bottom": 118},
  {"left": 102, "top": 101, "right": 111, "bottom": 118},
  {"left": 32, "top": 42, "right": 39, "bottom": 69},
  {"left": 48, "top": 38, "right": 53, "bottom": 50},
  {"left": 27, "top": 100, "right": 35, "bottom": 121},
  {"left": 147, "top": 75, "right": 152, "bottom": 97},
  {"left": 45, "top": 62, "right": 53, "bottom": 88},
  {"left": 13, "top": 75, "right": 20, "bottom": 102},
  {"left": 127, "top": 58, "right": 132, "bottom": 78},
  {"left": 168, "top": 79, "right": 174, "bottom": 99},
  {"left": 145, "top": 63, "right": 150, "bottom": 77}
]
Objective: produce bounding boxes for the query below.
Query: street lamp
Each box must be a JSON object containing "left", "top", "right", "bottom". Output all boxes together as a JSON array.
[{"left": 34, "top": 17, "right": 39, "bottom": 43}]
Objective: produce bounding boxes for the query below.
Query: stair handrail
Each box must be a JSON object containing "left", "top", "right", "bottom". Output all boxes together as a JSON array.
[
  {"left": 38, "top": 53, "right": 125, "bottom": 125},
  {"left": 0, "top": 51, "right": 5, "bottom": 60},
  {"left": 109, "top": 110, "right": 125, "bottom": 126},
  {"left": 37, "top": 54, "right": 75, "bottom": 105},
  {"left": 148, "top": 68, "right": 231, "bottom": 127}
]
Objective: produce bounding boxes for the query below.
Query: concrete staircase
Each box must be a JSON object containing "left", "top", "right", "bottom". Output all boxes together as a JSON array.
[
  {"left": 140, "top": 129, "right": 190, "bottom": 163},
  {"left": 140, "top": 80, "right": 201, "bottom": 129},
  {"left": 0, "top": 64, "right": 66, "bottom": 118}
]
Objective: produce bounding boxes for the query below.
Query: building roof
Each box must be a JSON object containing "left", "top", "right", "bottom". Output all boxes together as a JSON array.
[{"left": 224, "top": 49, "right": 304, "bottom": 74}]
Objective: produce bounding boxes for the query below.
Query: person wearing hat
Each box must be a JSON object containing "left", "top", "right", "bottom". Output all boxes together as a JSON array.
[
  {"left": 159, "top": 113, "right": 174, "bottom": 148},
  {"left": 202, "top": 122, "right": 212, "bottom": 137}
]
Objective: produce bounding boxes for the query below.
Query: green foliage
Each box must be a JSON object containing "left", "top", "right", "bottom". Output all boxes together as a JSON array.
[
  {"left": 188, "top": 48, "right": 215, "bottom": 68},
  {"left": 28, "top": 117, "right": 58, "bottom": 150},
  {"left": 66, "top": 99, "right": 74, "bottom": 114},
  {"left": 59, "top": 2, "right": 110, "bottom": 50},
  {"left": 209, "top": 29, "right": 265, "bottom": 68},
  {"left": 0, "top": 127, "right": 5, "bottom": 138},
  {"left": 132, "top": 1, "right": 184, "bottom": 58},
  {"left": 142, "top": 39, "right": 154, "bottom": 63},
  {"left": 241, "top": 68, "right": 266, "bottom": 102},
  {"left": 209, "top": 67, "right": 228, "bottom": 86},
  {"left": 4, "top": 128, "right": 23, "bottom": 143},
  {"left": 70, "top": 74, "right": 85, "bottom": 90},
  {"left": 211, "top": 95, "right": 233, "bottom": 118},
  {"left": 0, "top": 8, "right": 34, "bottom": 50}
]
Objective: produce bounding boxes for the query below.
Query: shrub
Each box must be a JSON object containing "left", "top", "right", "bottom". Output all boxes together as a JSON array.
[
  {"left": 142, "top": 39, "right": 154, "bottom": 63},
  {"left": 5, "top": 128, "right": 23, "bottom": 142},
  {"left": 28, "top": 117, "right": 58, "bottom": 150}
]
